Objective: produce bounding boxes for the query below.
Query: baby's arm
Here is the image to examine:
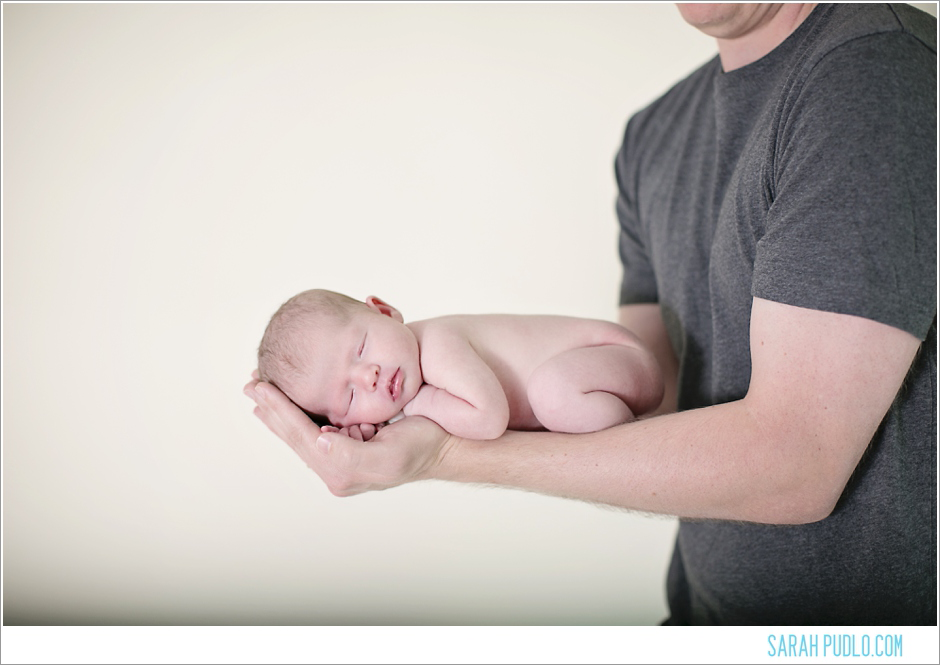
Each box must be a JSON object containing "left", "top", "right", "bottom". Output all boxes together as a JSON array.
[{"left": 402, "top": 327, "right": 509, "bottom": 440}]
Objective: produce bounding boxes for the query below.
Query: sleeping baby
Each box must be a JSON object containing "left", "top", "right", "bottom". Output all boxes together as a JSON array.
[{"left": 257, "top": 289, "right": 664, "bottom": 440}]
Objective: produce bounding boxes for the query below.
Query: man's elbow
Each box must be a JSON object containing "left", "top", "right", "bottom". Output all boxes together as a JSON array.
[
  {"left": 742, "top": 487, "right": 838, "bottom": 525},
  {"left": 769, "top": 493, "right": 839, "bottom": 525},
  {"left": 738, "top": 398, "right": 865, "bottom": 525},
  {"left": 754, "top": 460, "right": 850, "bottom": 525}
]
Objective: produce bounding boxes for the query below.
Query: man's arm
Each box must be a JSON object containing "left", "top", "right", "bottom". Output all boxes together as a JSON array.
[{"left": 429, "top": 298, "right": 921, "bottom": 523}]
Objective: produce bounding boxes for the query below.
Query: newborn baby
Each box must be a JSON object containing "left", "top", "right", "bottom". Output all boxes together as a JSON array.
[{"left": 257, "top": 289, "right": 664, "bottom": 440}]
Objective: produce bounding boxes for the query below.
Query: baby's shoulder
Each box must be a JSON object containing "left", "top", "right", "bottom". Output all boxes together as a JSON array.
[{"left": 408, "top": 315, "right": 473, "bottom": 346}]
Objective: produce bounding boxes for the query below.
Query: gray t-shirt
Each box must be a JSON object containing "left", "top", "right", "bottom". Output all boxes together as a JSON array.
[{"left": 617, "top": 3, "right": 936, "bottom": 624}]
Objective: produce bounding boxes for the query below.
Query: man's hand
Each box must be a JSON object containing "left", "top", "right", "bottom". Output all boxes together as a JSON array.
[{"left": 244, "top": 372, "right": 454, "bottom": 496}]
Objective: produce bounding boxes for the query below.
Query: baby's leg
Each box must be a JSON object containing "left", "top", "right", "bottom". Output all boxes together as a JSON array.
[{"left": 527, "top": 345, "right": 661, "bottom": 434}]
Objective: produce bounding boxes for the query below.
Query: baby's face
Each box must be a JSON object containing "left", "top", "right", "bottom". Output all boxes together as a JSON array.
[{"left": 290, "top": 302, "right": 422, "bottom": 427}]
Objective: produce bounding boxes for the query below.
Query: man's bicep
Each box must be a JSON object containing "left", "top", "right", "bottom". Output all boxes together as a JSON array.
[{"left": 745, "top": 297, "right": 921, "bottom": 513}]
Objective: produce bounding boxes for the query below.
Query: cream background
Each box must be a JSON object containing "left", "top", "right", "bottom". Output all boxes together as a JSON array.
[{"left": 3, "top": 1, "right": 934, "bottom": 632}]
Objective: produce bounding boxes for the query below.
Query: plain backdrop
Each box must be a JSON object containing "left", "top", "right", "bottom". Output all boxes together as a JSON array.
[{"left": 3, "top": 1, "right": 935, "bottom": 637}]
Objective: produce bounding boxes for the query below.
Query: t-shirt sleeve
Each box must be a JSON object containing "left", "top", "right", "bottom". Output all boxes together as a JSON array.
[
  {"left": 616, "top": 121, "right": 659, "bottom": 306},
  {"left": 752, "top": 32, "right": 937, "bottom": 340}
]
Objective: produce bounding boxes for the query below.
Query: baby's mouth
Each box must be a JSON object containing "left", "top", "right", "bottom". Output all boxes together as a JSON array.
[{"left": 388, "top": 368, "right": 402, "bottom": 401}]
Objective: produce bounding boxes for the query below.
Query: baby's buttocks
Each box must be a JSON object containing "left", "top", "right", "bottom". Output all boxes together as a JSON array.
[{"left": 464, "top": 315, "right": 641, "bottom": 431}]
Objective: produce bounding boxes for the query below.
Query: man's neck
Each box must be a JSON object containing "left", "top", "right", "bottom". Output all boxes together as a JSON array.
[{"left": 717, "top": 3, "right": 817, "bottom": 72}]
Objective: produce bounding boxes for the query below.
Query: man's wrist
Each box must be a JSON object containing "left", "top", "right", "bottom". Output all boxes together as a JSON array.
[{"left": 420, "top": 431, "right": 463, "bottom": 482}]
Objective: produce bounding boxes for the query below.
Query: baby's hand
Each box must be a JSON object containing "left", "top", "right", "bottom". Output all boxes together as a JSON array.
[
  {"left": 320, "top": 422, "right": 383, "bottom": 442},
  {"left": 401, "top": 391, "right": 425, "bottom": 417}
]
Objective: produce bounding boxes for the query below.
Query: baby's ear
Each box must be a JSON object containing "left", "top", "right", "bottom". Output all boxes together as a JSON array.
[{"left": 365, "top": 296, "right": 404, "bottom": 323}]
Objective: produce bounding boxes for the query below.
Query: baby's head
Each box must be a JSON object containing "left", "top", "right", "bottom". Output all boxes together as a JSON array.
[{"left": 258, "top": 289, "right": 422, "bottom": 428}]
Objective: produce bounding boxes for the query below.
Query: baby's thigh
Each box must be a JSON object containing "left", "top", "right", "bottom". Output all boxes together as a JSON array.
[{"left": 526, "top": 345, "right": 639, "bottom": 433}]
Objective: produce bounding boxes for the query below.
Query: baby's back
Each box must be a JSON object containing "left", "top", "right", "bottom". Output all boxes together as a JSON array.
[{"left": 410, "top": 314, "right": 639, "bottom": 430}]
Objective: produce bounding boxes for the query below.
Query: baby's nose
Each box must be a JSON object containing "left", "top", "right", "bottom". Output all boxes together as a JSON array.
[{"left": 357, "top": 364, "right": 379, "bottom": 391}]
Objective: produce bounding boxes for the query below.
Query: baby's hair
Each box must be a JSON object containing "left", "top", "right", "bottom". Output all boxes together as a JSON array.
[{"left": 257, "top": 289, "right": 363, "bottom": 425}]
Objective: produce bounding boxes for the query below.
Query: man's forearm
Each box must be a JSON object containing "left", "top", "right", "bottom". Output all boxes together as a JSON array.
[{"left": 430, "top": 398, "right": 848, "bottom": 525}]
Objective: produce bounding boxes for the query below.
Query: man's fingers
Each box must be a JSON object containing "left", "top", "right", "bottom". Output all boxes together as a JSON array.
[
  {"left": 243, "top": 370, "right": 261, "bottom": 395},
  {"left": 251, "top": 382, "right": 321, "bottom": 451}
]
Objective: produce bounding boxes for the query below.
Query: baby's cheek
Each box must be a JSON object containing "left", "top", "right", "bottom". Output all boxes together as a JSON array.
[{"left": 366, "top": 400, "right": 401, "bottom": 426}]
